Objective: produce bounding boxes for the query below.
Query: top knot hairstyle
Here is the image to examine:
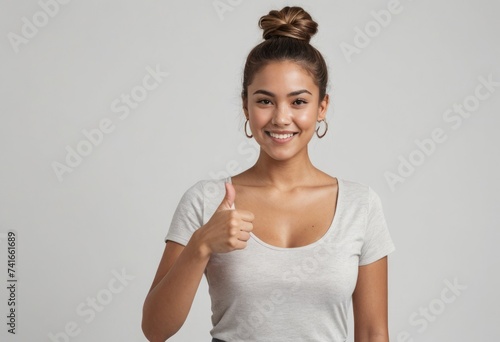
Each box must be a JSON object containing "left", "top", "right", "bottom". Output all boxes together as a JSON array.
[
  {"left": 259, "top": 6, "right": 318, "bottom": 43},
  {"left": 241, "top": 6, "right": 328, "bottom": 104}
]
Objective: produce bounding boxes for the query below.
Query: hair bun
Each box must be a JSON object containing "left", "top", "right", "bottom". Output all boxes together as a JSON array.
[{"left": 259, "top": 6, "right": 318, "bottom": 43}]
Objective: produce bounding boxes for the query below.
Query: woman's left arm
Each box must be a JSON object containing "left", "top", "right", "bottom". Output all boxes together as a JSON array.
[{"left": 352, "top": 256, "right": 390, "bottom": 342}]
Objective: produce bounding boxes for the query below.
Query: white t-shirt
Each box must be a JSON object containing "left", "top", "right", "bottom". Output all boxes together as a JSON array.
[{"left": 165, "top": 176, "right": 396, "bottom": 342}]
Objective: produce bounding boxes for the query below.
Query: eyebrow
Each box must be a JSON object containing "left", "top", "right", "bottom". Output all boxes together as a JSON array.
[{"left": 252, "top": 89, "right": 312, "bottom": 97}]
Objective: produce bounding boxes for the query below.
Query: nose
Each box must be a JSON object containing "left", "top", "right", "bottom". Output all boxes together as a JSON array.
[{"left": 271, "top": 105, "right": 291, "bottom": 126}]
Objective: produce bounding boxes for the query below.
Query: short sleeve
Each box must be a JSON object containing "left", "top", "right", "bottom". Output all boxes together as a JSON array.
[
  {"left": 359, "top": 187, "right": 396, "bottom": 266},
  {"left": 164, "top": 180, "right": 205, "bottom": 246}
]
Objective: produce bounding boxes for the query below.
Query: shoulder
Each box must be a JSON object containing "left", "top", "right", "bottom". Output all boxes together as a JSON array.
[
  {"left": 195, "top": 177, "right": 229, "bottom": 197},
  {"left": 338, "top": 177, "right": 369, "bottom": 201},
  {"left": 338, "top": 178, "right": 384, "bottom": 211},
  {"left": 180, "top": 177, "right": 229, "bottom": 205}
]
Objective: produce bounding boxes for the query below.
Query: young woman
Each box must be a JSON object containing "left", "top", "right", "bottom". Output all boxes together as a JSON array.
[{"left": 142, "top": 6, "right": 395, "bottom": 342}]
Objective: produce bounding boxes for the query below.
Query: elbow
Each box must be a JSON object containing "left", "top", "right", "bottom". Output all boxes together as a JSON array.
[
  {"left": 142, "top": 318, "right": 163, "bottom": 342},
  {"left": 142, "top": 305, "right": 176, "bottom": 342},
  {"left": 142, "top": 318, "right": 174, "bottom": 342}
]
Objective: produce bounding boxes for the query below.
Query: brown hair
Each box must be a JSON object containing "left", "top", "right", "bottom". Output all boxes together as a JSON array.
[{"left": 241, "top": 6, "right": 329, "bottom": 104}]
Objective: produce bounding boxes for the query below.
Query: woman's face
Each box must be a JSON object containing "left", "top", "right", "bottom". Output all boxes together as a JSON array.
[{"left": 244, "top": 60, "right": 329, "bottom": 160}]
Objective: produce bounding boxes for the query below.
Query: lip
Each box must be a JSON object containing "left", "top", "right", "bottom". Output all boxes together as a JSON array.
[
  {"left": 265, "top": 130, "right": 298, "bottom": 144},
  {"left": 266, "top": 130, "right": 299, "bottom": 134}
]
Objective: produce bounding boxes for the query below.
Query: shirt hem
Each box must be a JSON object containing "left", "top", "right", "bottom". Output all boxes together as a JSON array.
[
  {"left": 165, "top": 234, "right": 189, "bottom": 246},
  {"left": 358, "top": 244, "right": 396, "bottom": 266}
]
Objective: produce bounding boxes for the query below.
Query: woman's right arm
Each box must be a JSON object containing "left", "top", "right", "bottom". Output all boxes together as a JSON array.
[
  {"left": 142, "top": 182, "right": 254, "bottom": 342},
  {"left": 141, "top": 230, "right": 210, "bottom": 342}
]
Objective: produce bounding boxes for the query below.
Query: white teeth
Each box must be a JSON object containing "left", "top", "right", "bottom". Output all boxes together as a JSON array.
[{"left": 269, "top": 132, "right": 295, "bottom": 139}]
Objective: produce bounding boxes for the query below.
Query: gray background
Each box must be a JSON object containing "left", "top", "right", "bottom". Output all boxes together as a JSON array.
[{"left": 1, "top": 0, "right": 499, "bottom": 341}]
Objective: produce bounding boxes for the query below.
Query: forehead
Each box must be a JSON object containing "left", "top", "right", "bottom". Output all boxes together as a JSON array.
[{"left": 249, "top": 60, "right": 317, "bottom": 94}]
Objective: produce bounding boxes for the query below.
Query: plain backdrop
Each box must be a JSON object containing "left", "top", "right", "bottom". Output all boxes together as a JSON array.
[{"left": 1, "top": 0, "right": 499, "bottom": 341}]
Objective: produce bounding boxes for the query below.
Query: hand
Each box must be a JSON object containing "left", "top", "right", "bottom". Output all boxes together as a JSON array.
[{"left": 194, "top": 182, "right": 254, "bottom": 256}]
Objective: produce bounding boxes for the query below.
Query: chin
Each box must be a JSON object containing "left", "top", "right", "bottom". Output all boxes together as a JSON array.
[{"left": 262, "top": 147, "right": 297, "bottom": 161}]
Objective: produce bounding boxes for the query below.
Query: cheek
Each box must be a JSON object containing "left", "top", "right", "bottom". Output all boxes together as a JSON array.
[
  {"left": 294, "top": 111, "right": 317, "bottom": 128},
  {"left": 249, "top": 108, "right": 272, "bottom": 126}
]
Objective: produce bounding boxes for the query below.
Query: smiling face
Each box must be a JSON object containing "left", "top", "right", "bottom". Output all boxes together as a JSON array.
[{"left": 243, "top": 60, "right": 329, "bottom": 160}]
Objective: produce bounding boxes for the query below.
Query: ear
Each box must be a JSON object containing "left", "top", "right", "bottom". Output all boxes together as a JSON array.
[
  {"left": 317, "top": 94, "right": 329, "bottom": 121},
  {"left": 242, "top": 96, "right": 249, "bottom": 118}
]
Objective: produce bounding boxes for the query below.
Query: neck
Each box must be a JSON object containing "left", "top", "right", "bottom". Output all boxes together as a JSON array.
[{"left": 248, "top": 146, "right": 318, "bottom": 192}]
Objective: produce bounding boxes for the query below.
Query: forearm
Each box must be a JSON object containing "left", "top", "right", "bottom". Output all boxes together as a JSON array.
[{"left": 142, "top": 232, "right": 210, "bottom": 341}]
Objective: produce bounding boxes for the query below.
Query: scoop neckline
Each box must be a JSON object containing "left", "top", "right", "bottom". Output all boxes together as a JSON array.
[{"left": 225, "top": 176, "right": 343, "bottom": 251}]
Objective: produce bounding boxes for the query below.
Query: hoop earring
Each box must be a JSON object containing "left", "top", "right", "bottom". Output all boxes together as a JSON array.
[
  {"left": 316, "top": 120, "right": 328, "bottom": 138},
  {"left": 244, "top": 118, "right": 253, "bottom": 138}
]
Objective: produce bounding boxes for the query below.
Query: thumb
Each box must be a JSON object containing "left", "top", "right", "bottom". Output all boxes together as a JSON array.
[{"left": 217, "top": 182, "right": 235, "bottom": 211}]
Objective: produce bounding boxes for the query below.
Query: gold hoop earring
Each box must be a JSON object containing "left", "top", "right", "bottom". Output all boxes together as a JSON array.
[
  {"left": 316, "top": 120, "right": 328, "bottom": 138},
  {"left": 244, "top": 118, "right": 253, "bottom": 138}
]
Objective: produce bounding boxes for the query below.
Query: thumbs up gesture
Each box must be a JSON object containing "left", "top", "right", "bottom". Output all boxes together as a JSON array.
[
  {"left": 218, "top": 182, "right": 236, "bottom": 211},
  {"left": 193, "top": 182, "right": 254, "bottom": 256}
]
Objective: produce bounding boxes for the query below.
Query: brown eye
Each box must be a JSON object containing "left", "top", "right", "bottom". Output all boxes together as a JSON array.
[
  {"left": 293, "top": 99, "right": 307, "bottom": 105},
  {"left": 258, "top": 99, "right": 272, "bottom": 105}
]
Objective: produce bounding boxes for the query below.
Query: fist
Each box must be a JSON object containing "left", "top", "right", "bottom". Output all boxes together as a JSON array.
[{"left": 196, "top": 182, "right": 254, "bottom": 255}]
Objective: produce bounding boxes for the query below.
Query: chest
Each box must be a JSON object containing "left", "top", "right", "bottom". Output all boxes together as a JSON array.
[
  {"left": 205, "top": 221, "right": 362, "bottom": 311},
  {"left": 233, "top": 183, "right": 338, "bottom": 248}
]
